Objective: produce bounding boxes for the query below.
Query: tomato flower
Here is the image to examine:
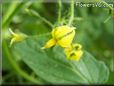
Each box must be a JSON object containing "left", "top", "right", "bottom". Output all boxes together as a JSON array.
[
  {"left": 9, "top": 29, "right": 27, "bottom": 47},
  {"left": 42, "top": 25, "right": 76, "bottom": 49},
  {"left": 64, "top": 43, "right": 83, "bottom": 61}
]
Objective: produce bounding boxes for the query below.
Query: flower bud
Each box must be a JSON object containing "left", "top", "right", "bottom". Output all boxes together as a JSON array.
[
  {"left": 9, "top": 29, "right": 27, "bottom": 47},
  {"left": 52, "top": 25, "right": 76, "bottom": 47},
  {"left": 42, "top": 25, "right": 76, "bottom": 49}
]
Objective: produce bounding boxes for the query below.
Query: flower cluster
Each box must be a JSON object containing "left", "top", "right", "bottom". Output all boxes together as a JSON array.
[{"left": 42, "top": 25, "right": 83, "bottom": 61}]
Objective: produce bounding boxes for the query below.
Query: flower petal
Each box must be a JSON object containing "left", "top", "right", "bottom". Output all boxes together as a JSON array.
[
  {"left": 41, "top": 38, "right": 56, "bottom": 49},
  {"left": 69, "top": 50, "right": 83, "bottom": 61},
  {"left": 57, "top": 30, "right": 75, "bottom": 47},
  {"left": 53, "top": 25, "right": 76, "bottom": 39},
  {"left": 10, "top": 38, "right": 15, "bottom": 47}
]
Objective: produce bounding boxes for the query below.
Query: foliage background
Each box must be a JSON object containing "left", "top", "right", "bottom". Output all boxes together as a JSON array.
[{"left": 1, "top": 0, "right": 114, "bottom": 84}]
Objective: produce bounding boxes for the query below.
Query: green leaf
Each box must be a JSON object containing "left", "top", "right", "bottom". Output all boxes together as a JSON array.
[{"left": 13, "top": 35, "right": 109, "bottom": 84}]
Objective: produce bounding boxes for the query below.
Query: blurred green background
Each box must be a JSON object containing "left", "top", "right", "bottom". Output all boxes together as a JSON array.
[{"left": 2, "top": 0, "right": 114, "bottom": 84}]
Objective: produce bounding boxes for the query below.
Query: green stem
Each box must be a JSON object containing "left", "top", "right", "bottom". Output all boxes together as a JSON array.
[
  {"left": 27, "top": 9, "right": 53, "bottom": 28},
  {"left": 3, "top": 41, "right": 43, "bottom": 84},
  {"left": 68, "top": 0, "right": 74, "bottom": 26},
  {"left": 2, "top": 2, "right": 43, "bottom": 84},
  {"left": 58, "top": 0, "right": 62, "bottom": 23}
]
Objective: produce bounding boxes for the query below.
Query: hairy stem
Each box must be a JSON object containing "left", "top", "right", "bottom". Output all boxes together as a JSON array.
[
  {"left": 68, "top": 0, "right": 74, "bottom": 26},
  {"left": 58, "top": 0, "right": 62, "bottom": 23},
  {"left": 26, "top": 9, "right": 53, "bottom": 28}
]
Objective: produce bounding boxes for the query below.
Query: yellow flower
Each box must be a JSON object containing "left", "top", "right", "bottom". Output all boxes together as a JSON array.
[
  {"left": 64, "top": 43, "right": 83, "bottom": 61},
  {"left": 9, "top": 29, "right": 27, "bottom": 47},
  {"left": 42, "top": 25, "right": 76, "bottom": 49}
]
